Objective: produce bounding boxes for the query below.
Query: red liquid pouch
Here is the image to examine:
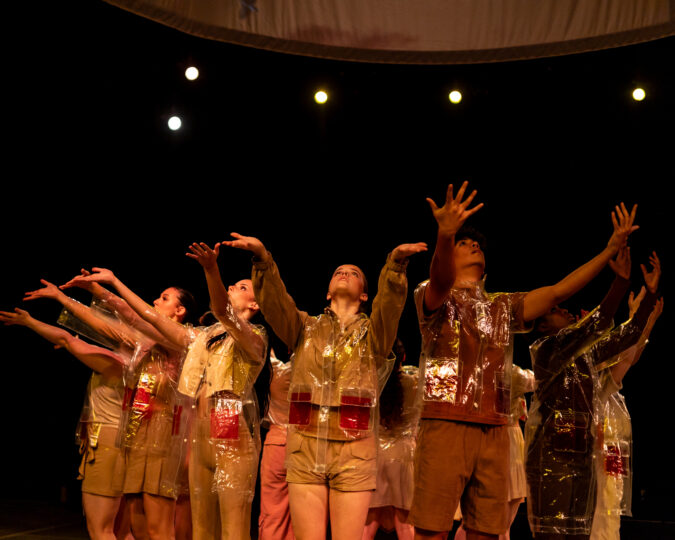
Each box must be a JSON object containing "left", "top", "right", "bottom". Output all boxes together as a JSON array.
[
  {"left": 210, "top": 406, "right": 239, "bottom": 440},
  {"left": 604, "top": 444, "right": 627, "bottom": 476},
  {"left": 339, "top": 394, "right": 373, "bottom": 431},
  {"left": 288, "top": 392, "right": 312, "bottom": 426},
  {"left": 131, "top": 387, "right": 153, "bottom": 419}
]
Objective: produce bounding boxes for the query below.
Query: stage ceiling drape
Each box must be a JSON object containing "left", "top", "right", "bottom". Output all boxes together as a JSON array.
[{"left": 103, "top": 0, "right": 675, "bottom": 63}]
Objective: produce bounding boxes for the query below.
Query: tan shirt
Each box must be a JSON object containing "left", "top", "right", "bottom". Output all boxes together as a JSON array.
[
  {"left": 415, "top": 279, "right": 530, "bottom": 425},
  {"left": 253, "top": 252, "right": 407, "bottom": 440},
  {"left": 178, "top": 323, "right": 267, "bottom": 399}
]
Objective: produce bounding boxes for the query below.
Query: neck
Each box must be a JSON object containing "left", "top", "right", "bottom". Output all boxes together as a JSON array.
[
  {"left": 454, "top": 266, "right": 484, "bottom": 287},
  {"left": 329, "top": 297, "right": 361, "bottom": 324}
]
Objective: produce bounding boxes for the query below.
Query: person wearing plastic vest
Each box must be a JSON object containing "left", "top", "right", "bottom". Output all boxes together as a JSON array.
[
  {"left": 525, "top": 250, "right": 661, "bottom": 540},
  {"left": 453, "top": 363, "right": 535, "bottom": 540},
  {"left": 0, "top": 301, "right": 127, "bottom": 540},
  {"left": 62, "top": 267, "right": 200, "bottom": 540},
  {"left": 409, "top": 181, "right": 640, "bottom": 540},
  {"left": 362, "top": 339, "right": 420, "bottom": 540},
  {"left": 590, "top": 283, "right": 663, "bottom": 540},
  {"left": 258, "top": 353, "right": 295, "bottom": 540},
  {"left": 179, "top": 242, "right": 268, "bottom": 540},
  {"left": 223, "top": 232, "right": 427, "bottom": 540}
]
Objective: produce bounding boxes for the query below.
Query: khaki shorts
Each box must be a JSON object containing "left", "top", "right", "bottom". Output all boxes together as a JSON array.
[
  {"left": 122, "top": 413, "right": 178, "bottom": 499},
  {"left": 409, "top": 419, "right": 509, "bottom": 535},
  {"left": 79, "top": 426, "right": 124, "bottom": 498},
  {"left": 285, "top": 430, "right": 376, "bottom": 492}
]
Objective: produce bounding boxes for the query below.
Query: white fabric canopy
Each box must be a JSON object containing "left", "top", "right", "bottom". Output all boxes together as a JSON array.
[{"left": 104, "top": 0, "right": 675, "bottom": 63}]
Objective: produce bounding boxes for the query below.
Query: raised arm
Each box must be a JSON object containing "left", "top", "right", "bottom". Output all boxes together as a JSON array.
[
  {"left": 369, "top": 243, "right": 427, "bottom": 361},
  {"left": 224, "top": 232, "right": 306, "bottom": 348},
  {"left": 522, "top": 203, "right": 639, "bottom": 321},
  {"left": 186, "top": 241, "right": 264, "bottom": 361},
  {"left": 24, "top": 279, "right": 137, "bottom": 347},
  {"left": 0, "top": 308, "right": 125, "bottom": 380},
  {"left": 62, "top": 268, "right": 147, "bottom": 326},
  {"left": 424, "top": 182, "right": 484, "bottom": 312},
  {"left": 592, "top": 251, "right": 661, "bottom": 368},
  {"left": 68, "top": 268, "right": 189, "bottom": 349}
]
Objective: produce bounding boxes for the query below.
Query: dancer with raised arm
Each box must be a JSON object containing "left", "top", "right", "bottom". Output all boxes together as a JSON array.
[
  {"left": 525, "top": 251, "right": 661, "bottom": 540},
  {"left": 410, "top": 181, "right": 638, "bottom": 540},
  {"left": 0, "top": 305, "right": 126, "bottom": 540},
  {"left": 225, "top": 232, "right": 426, "bottom": 540}
]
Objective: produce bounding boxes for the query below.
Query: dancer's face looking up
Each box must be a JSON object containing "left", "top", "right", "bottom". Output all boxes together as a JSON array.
[
  {"left": 327, "top": 265, "right": 368, "bottom": 304},
  {"left": 453, "top": 237, "right": 485, "bottom": 273},
  {"left": 227, "top": 279, "right": 259, "bottom": 316}
]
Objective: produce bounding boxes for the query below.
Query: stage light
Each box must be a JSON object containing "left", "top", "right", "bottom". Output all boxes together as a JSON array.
[
  {"left": 168, "top": 116, "right": 182, "bottom": 130},
  {"left": 314, "top": 90, "right": 328, "bottom": 104},
  {"left": 185, "top": 66, "right": 199, "bottom": 81},
  {"left": 449, "top": 90, "right": 462, "bottom": 104},
  {"left": 632, "top": 88, "right": 645, "bottom": 101}
]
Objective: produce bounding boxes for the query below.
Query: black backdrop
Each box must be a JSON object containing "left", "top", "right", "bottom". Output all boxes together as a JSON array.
[{"left": 1, "top": 0, "right": 673, "bottom": 523}]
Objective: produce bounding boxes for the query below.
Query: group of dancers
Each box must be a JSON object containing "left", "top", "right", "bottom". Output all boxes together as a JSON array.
[{"left": 1, "top": 182, "right": 662, "bottom": 540}]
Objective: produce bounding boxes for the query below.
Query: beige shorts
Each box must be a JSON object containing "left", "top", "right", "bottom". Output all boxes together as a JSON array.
[
  {"left": 122, "top": 412, "right": 178, "bottom": 499},
  {"left": 79, "top": 425, "right": 124, "bottom": 498},
  {"left": 285, "top": 430, "right": 376, "bottom": 491},
  {"left": 409, "top": 419, "right": 509, "bottom": 535}
]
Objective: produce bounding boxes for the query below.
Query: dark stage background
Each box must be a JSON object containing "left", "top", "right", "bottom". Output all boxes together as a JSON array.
[{"left": 1, "top": 0, "right": 673, "bottom": 529}]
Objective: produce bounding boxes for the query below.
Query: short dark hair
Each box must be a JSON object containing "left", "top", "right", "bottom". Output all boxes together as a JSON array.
[{"left": 455, "top": 225, "right": 487, "bottom": 250}]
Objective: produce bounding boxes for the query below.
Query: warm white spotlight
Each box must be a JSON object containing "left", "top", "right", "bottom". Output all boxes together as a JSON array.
[
  {"left": 185, "top": 66, "right": 199, "bottom": 81},
  {"left": 314, "top": 90, "right": 328, "bottom": 104},
  {"left": 448, "top": 90, "right": 462, "bottom": 104},
  {"left": 168, "top": 116, "right": 182, "bottom": 131},
  {"left": 632, "top": 88, "right": 646, "bottom": 101}
]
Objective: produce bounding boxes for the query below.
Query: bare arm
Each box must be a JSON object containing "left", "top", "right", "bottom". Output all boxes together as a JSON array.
[
  {"left": 186, "top": 242, "right": 264, "bottom": 362},
  {"left": 24, "top": 279, "right": 136, "bottom": 346},
  {"left": 0, "top": 308, "right": 125, "bottom": 381},
  {"left": 69, "top": 268, "right": 189, "bottom": 348},
  {"left": 424, "top": 182, "right": 483, "bottom": 312},
  {"left": 62, "top": 269, "right": 148, "bottom": 327},
  {"left": 523, "top": 203, "right": 638, "bottom": 321}
]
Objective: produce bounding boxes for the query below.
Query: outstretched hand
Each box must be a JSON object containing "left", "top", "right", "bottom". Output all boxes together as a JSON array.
[
  {"left": 627, "top": 286, "right": 646, "bottom": 319},
  {"left": 60, "top": 269, "right": 94, "bottom": 291},
  {"left": 426, "top": 181, "right": 484, "bottom": 237},
  {"left": 221, "top": 233, "right": 266, "bottom": 259},
  {"left": 641, "top": 251, "right": 661, "bottom": 294},
  {"left": 608, "top": 246, "right": 631, "bottom": 280},
  {"left": 607, "top": 202, "right": 639, "bottom": 254},
  {"left": 0, "top": 307, "right": 33, "bottom": 327},
  {"left": 392, "top": 242, "right": 428, "bottom": 263},
  {"left": 24, "top": 279, "right": 64, "bottom": 302},
  {"left": 186, "top": 242, "right": 220, "bottom": 270}
]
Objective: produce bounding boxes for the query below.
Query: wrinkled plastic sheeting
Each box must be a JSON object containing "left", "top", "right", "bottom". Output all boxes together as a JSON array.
[
  {"left": 417, "top": 280, "right": 520, "bottom": 420},
  {"left": 597, "top": 391, "right": 632, "bottom": 518}
]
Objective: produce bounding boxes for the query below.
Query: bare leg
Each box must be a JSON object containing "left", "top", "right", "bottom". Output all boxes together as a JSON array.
[
  {"left": 393, "top": 508, "right": 414, "bottom": 540},
  {"left": 329, "top": 489, "right": 372, "bottom": 540},
  {"left": 175, "top": 495, "right": 193, "bottom": 540},
  {"left": 288, "top": 483, "right": 329, "bottom": 540},
  {"left": 414, "top": 527, "right": 448, "bottom": 540},
  {"left": 464, "top": 528, "right": 497, "bottom": 540},
  {"left": 82, "top": 492, "right": 122, "bottom": 540},
  {"left": 143, "top": 492, "right": 176, "bottom": 540},
  {"left": 113, "top": 496, "right": 135, "bottom": 540},
  {"left": 499, "top": 498, "right": 523, "bottom": 540},
  {"left": 127, "top": 494, "right": 150, "bottom": 540},
  {"left": 362, "top": 508, "right": 380, "bottom": 540}
]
